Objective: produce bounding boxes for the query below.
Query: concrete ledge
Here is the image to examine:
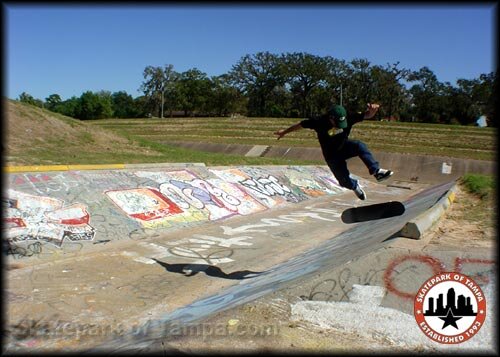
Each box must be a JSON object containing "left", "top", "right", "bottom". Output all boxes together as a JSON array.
[{"left": 400, "top": 184, "right": 457, "bottom": 239}]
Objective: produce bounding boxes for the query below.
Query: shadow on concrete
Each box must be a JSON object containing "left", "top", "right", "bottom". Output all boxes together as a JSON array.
[{"left": 152, "top": 258, "right": 264, "bottom": 280}]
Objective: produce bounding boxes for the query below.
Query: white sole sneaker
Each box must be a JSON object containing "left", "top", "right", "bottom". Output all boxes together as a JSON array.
[
  {"left": 353, "top": 185, "right": 366, "bottom": 200},
  {"left": 375, "top": 170, "right": 394, "bottom": 182}
]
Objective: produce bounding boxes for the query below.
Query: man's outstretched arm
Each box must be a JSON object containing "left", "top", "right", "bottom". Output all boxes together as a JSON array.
[
  {"left": 350, "top": 103, "right": 381, "bottom": 125},
  {"left": 363, "top": 103, "right": 380, "bottom": 119},
  {"left": 274, "top": 122, "right": 303, "bottom": 140}
]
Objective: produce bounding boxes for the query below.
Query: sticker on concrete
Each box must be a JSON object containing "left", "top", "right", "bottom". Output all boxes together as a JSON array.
[
  {"left": 414, "top": 272, "right": 486, "bottom": 344},
  {"left": 441, "top": 162, "right": 452, "bottom": 175}
]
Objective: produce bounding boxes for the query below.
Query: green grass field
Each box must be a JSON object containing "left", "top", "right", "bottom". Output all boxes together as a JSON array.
[
  {"left": 6, "top": 100, "right": 496, "bottom": 167},
  {"left": 88, "top": 117, "right": 496, "bottom": 161}
]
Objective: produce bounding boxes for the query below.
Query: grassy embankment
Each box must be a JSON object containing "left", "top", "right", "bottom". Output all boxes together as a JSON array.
[
  {"left": 91, "top": 116, "right": 496, "bottom": 161},
  {"left": 4, "top": 98, "right": 496, "bottom": 167}
]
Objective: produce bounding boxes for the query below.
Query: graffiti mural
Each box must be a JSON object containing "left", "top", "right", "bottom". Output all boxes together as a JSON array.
[
  {"left": 4, "top": 189, "right": 96, "bottom": 247},
  {"left": 3, "top": 165, "right": 349, "bottom": 258},
  {"left": 162, "top": 170, "right": 241, "bottom": 221},
  {"left": 209, "top": 168, "right": 306, "bottom": 208},
  {"left": 8, "top": 172, "right": 82, "bottom": 196},
  {"left": 132, "top": 170, "right": 267, "bottom": 227},
  {"left": 105, "top": 187, "right": 184, "bottom": 225},
  {"left": 281, "top": 166, "right": 345, "bottom": 197}
]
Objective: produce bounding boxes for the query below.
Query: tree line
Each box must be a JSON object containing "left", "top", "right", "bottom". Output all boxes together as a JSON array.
[{"left": 17, "top": 52, "right": 497, "bottom": 126}]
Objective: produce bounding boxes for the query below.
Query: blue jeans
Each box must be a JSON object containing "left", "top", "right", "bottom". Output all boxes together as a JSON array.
[{"left": 326, "top": 140, "right": 379, "bottom": 190}]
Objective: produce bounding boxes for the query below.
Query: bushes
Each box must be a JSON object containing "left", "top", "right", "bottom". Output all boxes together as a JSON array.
[{"left": 460, "top": 174, "right": 495, "bottom": 199}]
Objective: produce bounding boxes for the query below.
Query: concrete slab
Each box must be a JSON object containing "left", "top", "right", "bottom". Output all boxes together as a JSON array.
[
  {"left": 3, "top": 164, "right": 460, "bottom": 352},
  {"left": 400, "top": 185, "right": 457, "bottom": 239},
  {"left": 244, "top": 145, "right": 270, "bottom": 157}
]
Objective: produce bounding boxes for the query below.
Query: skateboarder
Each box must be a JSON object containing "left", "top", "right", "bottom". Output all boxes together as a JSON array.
[{"left": 274, "top": 103, "right": 393, "bottom": 200}]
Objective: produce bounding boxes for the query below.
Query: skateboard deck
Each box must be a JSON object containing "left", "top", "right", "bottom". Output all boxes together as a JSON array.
[{"left": 341, "top": 201, "right": 405, "bottom": 224}]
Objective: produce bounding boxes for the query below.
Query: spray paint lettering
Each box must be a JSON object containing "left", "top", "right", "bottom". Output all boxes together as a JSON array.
[
  {"left": 383, "top": 254, "right": 495, "bottom": 299},
  {"left": 105, "top": 187, "right": 183, "bottom": 223},
  {"left": 4, "top": 189, "right": 95, "bottom": 248}
]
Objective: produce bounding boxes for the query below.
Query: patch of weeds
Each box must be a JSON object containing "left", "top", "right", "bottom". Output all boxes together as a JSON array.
[
  {"left": 78, "top": 131, "right": 95, "bottom": 144},
  {"left": 460, "top": 174, "right": 495, "bottom": 199}
]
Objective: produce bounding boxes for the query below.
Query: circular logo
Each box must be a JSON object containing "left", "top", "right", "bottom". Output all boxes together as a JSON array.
[{"left": 414, "top": 272, "right": 486, "bottom": 344}]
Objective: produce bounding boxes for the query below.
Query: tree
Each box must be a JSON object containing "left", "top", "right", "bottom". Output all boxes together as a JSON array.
[
  {"left": 482, "top": 72, "right": 497, "bottom": 127},
  {"left": 140, "top": 65, "right": 164, "bottom": 117},
  {"left": 96, "top": 91, "right": 114, "bottom": 118},
  {"left": 282, "top": 52, "right": 330, "bottom": 117},
  {"left": 140, "top": 64, "right": 179, "bottom": 118},
  {"left": 176, "top": 68, "right": 212, "bottom": 116},
  {"left": 55, "top": 96, "right": 81, "bottom": 118},
  {"left": 370, "top": 62, "right": 411, "bottom": 120},
  {"left": 442, "top": 75, "right": 496, "bottom": 126},
  {"left": 453, "top": 79, "right": 482, "bottom": 125},
  {"left": 76, "top": 91, "right": 113, "bottom": 120},
  {"left": 133, "top": 95, "right": 154, "bottom": 118},
  {"left": 345, "top": 58, "right": 381, "bottom": 112},
  {"left": 77, "top": 91, "right": 98, "bottom": 120},
  {"left": 407, "top": 66, "right": 445, "bottom": 123},
  {"left": 228, "top": 52, "right": 285, "bottom": 116},
  {"left": 471, "top": 72, "right": 496, "bottom": 126},
  {"left": 45, "top": 94, "right": 62, "bottom": 111},
  {"left": 208, "top": 74, "right": 246, "bottom": 116},
  {"left": 111, "top": 91, "right": 137, "bottom": 118},
  {"left": 18, "top": 92, "right": 42, "bottom": 107},
  {"left": 324, "top": 57, "right": 350, "bottom": 106}
]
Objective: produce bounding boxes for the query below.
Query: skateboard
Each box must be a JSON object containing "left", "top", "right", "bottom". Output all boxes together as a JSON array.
[{"left": 341, "top": 201, "right": 405, "bottom": 224}]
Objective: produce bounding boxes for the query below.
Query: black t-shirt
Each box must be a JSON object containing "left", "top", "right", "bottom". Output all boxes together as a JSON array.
[{"left": 300, "top": 111, "right": 364, "bottom": 161}]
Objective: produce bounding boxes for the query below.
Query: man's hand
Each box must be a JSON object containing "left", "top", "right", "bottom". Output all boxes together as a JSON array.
[
  {"left": 274, "top": 129, "right": 286, "bottom": 140},
  {"left": 274, "top": 123, "right": 303, "bottom": 140},
  {"left": 364, "top": 103, "right": 380, "bottom": 119}
]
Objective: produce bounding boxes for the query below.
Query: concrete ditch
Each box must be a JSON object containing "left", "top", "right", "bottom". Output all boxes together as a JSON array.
[
  {"left": 3, "top": 162, "right": 494, "bottom": 353},
  {"left": 167, "top": 141, "right": 496, "bottom": 184}
]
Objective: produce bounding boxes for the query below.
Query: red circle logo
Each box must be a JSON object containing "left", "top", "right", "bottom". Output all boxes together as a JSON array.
[{"left": 414, "top": 272, "right": 486, "bottom": 344}]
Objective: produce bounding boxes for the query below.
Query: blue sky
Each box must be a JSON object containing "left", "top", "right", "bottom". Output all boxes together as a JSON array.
[{"left": 4, "top": 4, "right": 496, "bottom": 101}]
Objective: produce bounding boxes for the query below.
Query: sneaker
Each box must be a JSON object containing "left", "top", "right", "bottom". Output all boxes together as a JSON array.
[
  {"left": 353, "top": 184, "right": 366, "bottom": 200},
  {"left": 374, "top": 168, "right": 393, "bottom": 182}
]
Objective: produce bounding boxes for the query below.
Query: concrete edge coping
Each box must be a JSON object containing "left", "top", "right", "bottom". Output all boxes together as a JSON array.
[
  {"left": 3, "top": 162, "right": 207, "bottom": 173},
  {"left": 400, "top": 184, "right": 458, "bottom": 240}
]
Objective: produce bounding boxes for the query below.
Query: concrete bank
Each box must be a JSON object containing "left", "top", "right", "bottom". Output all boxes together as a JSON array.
[
  {"left": 3, "top": 163, "right": 475, "bottom": 353},
  {"left": 4, "top": 164, "right": 420, "bottom": 352},
  {"left": 4, "top": 164, "right": 356, "bottom": 263}
]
